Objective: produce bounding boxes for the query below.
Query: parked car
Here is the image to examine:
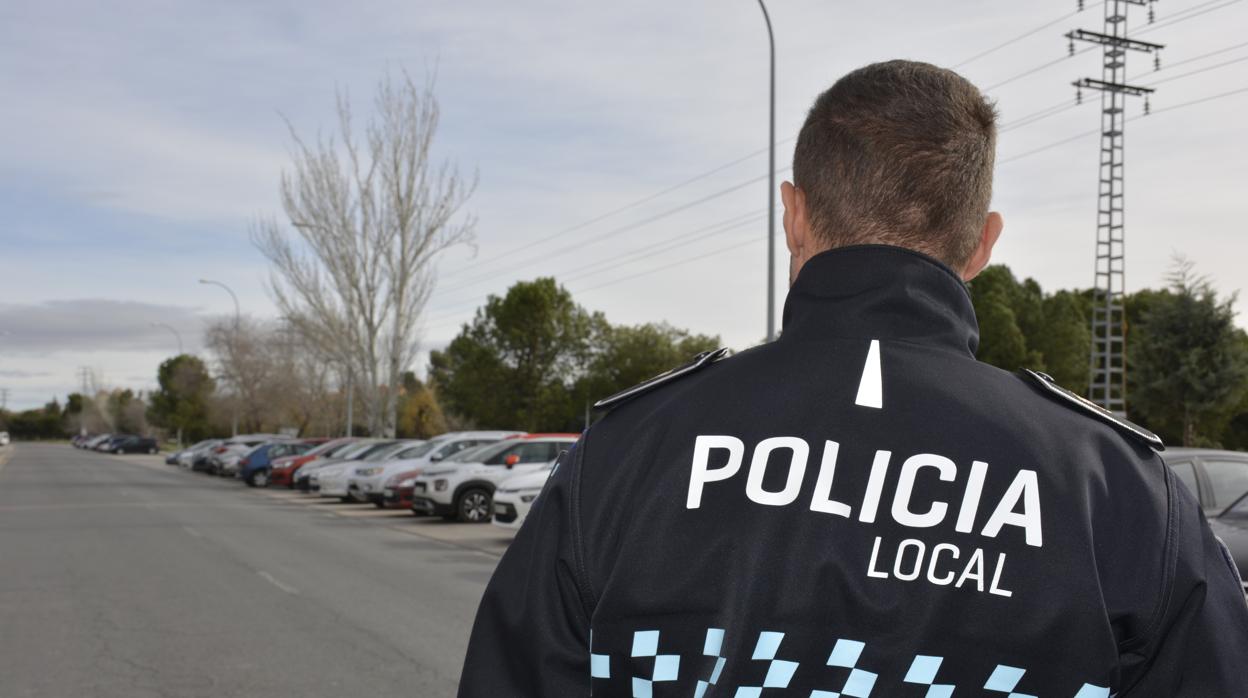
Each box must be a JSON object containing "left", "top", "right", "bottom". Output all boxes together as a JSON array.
[
  {"left": 410, "top": 434, "right": 578, "bottom": 522},
  {"left": 185, "top": 440, "right": 226, "bottom": 472},
  {"left": 208, "top": 434, "right": 288, "bottom": 477},
  {"left": 347, "top": 431, "right": 520, "bottom": 507},
  {"left": 82, "top": 434, "right": 114, "bottom": 450},
  {"left": 238, "top": 439, "right": 325, "bottom": 487},
  {"left": 315, "top": 440, "right": 418, "bottom": 500},
  {"left": 96, "top": 434, "right": 135, "bottom": 452},
  {"left": 269, "top": 438, "right": 359, "bottom": 488},
  {"left": 108, "top": 436, "right": 159, "bottom": 455},
  {"left": 380, "top": 469, "right": 425, "bottom": 510},
  {"left": 166, "top": 439, "right": 218, "bottom": 465},
  {"left": 1163, "top": 448, "right": 1248, "bottom": 591},
  {"left": 492, "top": 466, "right": 557, "bottom": 530},
  {"left": 296, "top": 440, "right": 389, "bottom": 491}
]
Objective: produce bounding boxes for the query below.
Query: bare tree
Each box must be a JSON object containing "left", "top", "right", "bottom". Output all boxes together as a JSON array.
[
  {"left": 252, "top": 70, "right": 475, "bottom": 437},
  {"left": 205, "top": 317, "right": 342, "bottom": 435}
]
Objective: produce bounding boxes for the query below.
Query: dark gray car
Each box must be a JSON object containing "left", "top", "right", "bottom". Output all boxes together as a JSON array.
[{"left": 1163, "top": 447, "right": 1248, "bottom": 591}]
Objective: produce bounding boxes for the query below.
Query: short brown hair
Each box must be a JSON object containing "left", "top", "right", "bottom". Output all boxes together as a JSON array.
[{"left": 792, "top": 60, "right": 997, "bottom": 269}]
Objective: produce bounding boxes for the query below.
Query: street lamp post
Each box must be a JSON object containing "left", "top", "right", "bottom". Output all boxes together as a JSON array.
[
  {"left": 757, "top": 0, "right": 777, "bottom": 342},
  {"left": 150, "top": 322, "right": 184, "bottom": 355},
  {"left": 199, "top": 279, "right": 241, "bottom": 437}
]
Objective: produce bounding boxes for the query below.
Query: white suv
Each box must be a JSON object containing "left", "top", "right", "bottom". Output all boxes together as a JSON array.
[
  {"left": 346, "top": 430, "right": 519, "bottom": 506},
  {"left": 410, "top": 434, "right": 577, "bottom": 523},
  {"left": 492, "top": 467, "right": 555, "bottom": 530}
]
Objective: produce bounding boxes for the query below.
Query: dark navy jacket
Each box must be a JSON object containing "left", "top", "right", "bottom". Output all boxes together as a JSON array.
[{"left": 459, "top": 245, "right": 1248, "bottom": 697}]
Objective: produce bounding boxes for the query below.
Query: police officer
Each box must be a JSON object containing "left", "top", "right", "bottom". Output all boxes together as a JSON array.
[{"left": 458, "top": 60, "right": 1248, "bottom": 696}]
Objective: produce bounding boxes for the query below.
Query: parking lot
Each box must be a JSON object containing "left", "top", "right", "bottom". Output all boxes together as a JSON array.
[{"left": 0, "top": 443, "right": 507, "bottom": 698}]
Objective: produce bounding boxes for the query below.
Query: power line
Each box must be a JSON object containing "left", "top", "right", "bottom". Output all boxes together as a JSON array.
[
  {"left": 1131, "top": 39, "right": 1248, "bottom": 78},
  {"left": 437, "top": 139, "right": 796, "bottom": 284},
  {"left": 998, "top": 38, "right": 1248, "bottom": 132},
  {"left": 953, "top": 3, "right": 1104, "bottom": 68},
  {"left": 573, "top": 237, "right": 762, "bottom": 296},
  {"left": 433, "top": 167, "right": 790, "bottom": 297},
  {"left": 980, "top": 0, "right": 1243, "bottom": 95},
  {"left": 1143, "top": 54, "right": 1248, "bottom": 86},
  {"left": 424, "top": 209, "right": 768, "bottom": 323},
  {"left": 421, "top": 0, "right": 1247, "bottom": 335},
  {"left": 1135, "top": 0, "right": 1244, "bottom": 36},
  {"left": 999, "top": 84, "right": 1248, "bottom": 164},
  {"left": 425, "top": 83, "right": 1248, "bottom": 332}
]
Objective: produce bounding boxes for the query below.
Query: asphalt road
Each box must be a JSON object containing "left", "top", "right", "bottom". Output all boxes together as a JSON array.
[{"left": 0, "top": 443, "right": 503, "bottom": 698}]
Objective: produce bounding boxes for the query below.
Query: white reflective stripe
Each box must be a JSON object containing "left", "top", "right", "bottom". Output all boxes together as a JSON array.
[{"left": 855, "top": 339, "right": 883, "bottom": 409}]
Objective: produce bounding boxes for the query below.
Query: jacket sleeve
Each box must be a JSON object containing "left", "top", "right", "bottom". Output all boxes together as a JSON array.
[
  {"left": 1121, "top": 463, "right": 1248, "bottom": 696},
  {"left": 457, "top": 441, "right": 593, "bottom": 697}
]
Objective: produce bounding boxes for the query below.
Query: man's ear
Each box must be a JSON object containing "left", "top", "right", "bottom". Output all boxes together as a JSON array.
[
  {"left": 781, "top": 181, "right": 809, "bottom": 258},
  {"left": 962, "top": 211, "right": 1004, "bottom": 281}
]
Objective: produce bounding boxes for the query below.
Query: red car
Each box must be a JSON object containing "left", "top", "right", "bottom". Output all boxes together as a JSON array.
[
  {"left": 269, "top": 437, "right": 359, "bottom": 488},
  {"left": 380, "top": 469, "right": 424, "bottom": 510}
]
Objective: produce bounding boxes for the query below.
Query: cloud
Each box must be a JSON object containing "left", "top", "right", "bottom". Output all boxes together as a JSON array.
[
  {"left": 0, "top": 299, "right": 206, "bottom": 356},
  {"left": 0, "top": 369, "right": 52, "bottom": 379}
]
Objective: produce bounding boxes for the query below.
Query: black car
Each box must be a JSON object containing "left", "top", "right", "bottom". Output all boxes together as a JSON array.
[
  {"left": 107, "top": 436, "right": 159, "bottom": 455},
  {"left": 1163, "top": 448, "right": 1248, "bottom": 591}
]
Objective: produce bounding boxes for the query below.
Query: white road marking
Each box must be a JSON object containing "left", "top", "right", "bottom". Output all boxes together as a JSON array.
[
  {"left": 257, "top": 571, "right": 300, "bottom": 595},
  {"left": 855, "top": 339, "right": 884, "bottom": 409}
]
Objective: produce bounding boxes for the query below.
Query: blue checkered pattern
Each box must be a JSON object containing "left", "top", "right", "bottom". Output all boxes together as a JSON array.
[
  {"left": 810, "top": 638, "right": 877, "bottom": 698},
  {"left": 984, "top": 665, "right": 1037, "bottom": 698},
  {"left": 732, "top": 631, "right": 800, "bottom": 697},
  {"left": 589, "top": 628, "right": 1116, "bottom": 697},
  {"left": 630, "top": 630, "right": 680, "bottom": 698},
  {"left": 694, "top": 628, "right": 728, "bottom": 698},
  {"left": 903, "top": 655, "right": 955, "bottom": 698}
]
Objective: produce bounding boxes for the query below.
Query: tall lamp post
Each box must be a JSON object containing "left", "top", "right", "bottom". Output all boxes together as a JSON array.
[
  {"left": 150, "top": 322, "right": 184, "bottom": 355},
  {"left": 757, "top": 0, "right": 777, "bottom": 342},
  {"left": 199, "top": 279, "right": 241, "bottom": 436}
]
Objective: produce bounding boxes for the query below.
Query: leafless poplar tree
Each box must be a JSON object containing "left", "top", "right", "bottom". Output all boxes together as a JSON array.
[{"left": 252, "top": 71, "right": 476, "bottom": 437}]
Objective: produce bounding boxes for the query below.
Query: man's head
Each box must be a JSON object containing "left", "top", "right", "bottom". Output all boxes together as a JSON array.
[{"left": 781, "top": 60, "right": 1003, "bottom": 282}]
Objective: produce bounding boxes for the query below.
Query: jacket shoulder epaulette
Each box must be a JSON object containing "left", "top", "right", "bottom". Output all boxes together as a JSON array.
[
  {"left": 1021, "top": 369, "right": 1165, "bottom": 452},
  {"left": 593, "top": 348, "right": 730, "bottom": 411}
]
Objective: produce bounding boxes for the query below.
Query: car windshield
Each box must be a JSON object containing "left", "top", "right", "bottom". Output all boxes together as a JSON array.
[
  {"left": 302, "top": 440, "right": 342, "bottom": 457},
  {"left": 371, "top": 441, "right": 419, "bottom": 461},
  {"left": 449, "top": 440, "right": 515, "bottom": 464},
  {"left": 332, "top": 442, "right": 376, "bottom": 460},
  {"left": 351, "top": 441, "right": 400, "bottom": 460},
  {"left": 323, "top": 441, "right": 362, "bottom": 458},
  {"left": 396, "top": 441, "right": 439, "bottom": 459}
]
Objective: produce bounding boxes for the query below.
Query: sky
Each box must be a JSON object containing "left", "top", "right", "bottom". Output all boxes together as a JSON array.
[{"left": 1, "top": 0, "right": 1246, "bottom": 410}]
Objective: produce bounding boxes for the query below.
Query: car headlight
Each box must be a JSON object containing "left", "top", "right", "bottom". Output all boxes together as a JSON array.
[
  {"left": 398, "top": 478, "right": 416, "bottom": 488},
  {"left": 434, "top": 479, "right": 448, "bottom": 491},
  {"left": 520, "top": 494, "right": 539, "bottom": 503}
]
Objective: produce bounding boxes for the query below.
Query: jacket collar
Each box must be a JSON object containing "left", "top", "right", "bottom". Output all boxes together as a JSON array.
[{"left": 779, "top": 245, "right": 980, "bottom": 357}]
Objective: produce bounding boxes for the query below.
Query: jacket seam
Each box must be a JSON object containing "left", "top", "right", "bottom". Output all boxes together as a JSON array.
[
  {"left": 568, "top": 433, "right": 598, "bottom": 623},
  {"left": 1117, "top": 456, "right": 1180, "bottom": 651}
]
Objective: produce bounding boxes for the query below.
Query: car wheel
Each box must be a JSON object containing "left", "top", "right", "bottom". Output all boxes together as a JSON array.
[
  {"left": 148, "top": 447, "right": 157, "bottom": 455},
  {"left": 339, "top": 496, "right": 352, "bottom": 503},
  {"left": 456, "top": 488, "right": 492, "bottom": 523},
  {"left": 253, "top": 471, "right": 268, "bottom": 488},
  {"left": 114, "top": 448, "right": 123, "bottom": 455},
  {"left": 373, "top": 501, "right": 385, "bottom": 509}
]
